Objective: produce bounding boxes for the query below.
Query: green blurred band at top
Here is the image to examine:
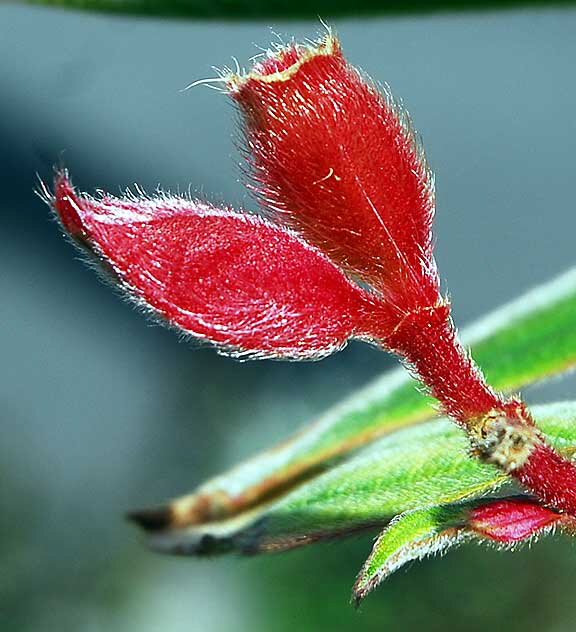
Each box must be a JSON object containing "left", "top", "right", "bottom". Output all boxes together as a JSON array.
[{"left": 23, "top": 0, "right": 576, "bottom": 20}]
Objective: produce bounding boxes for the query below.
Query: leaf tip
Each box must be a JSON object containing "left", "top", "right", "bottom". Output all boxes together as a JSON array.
[
  {"left": 126, "top": 504, "right": 174, "bottom": 532},
  {"left": 350, "top": 574, "right": 375, "bottom": 609},
  {"left": 49, "top": 169, "right": 87, "bottom": 238}
]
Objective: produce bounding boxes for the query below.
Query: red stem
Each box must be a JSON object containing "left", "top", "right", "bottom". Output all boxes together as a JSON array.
[
  {"left": 516, "top": 444, "right": 576, "bottom": 514},
  {"left": 385, "top": 305, "right": 503, "bottom": 423},
  {"left": 385, "top": 303, "right": 576, "bottom": 514}
]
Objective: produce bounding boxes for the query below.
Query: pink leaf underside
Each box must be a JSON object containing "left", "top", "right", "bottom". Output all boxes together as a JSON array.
[
  {"left": 52, "top": 173, "right": 380, "bottom": 359},
  {"left": 232, "top": 38, "right": 438, "bottom": 306}
]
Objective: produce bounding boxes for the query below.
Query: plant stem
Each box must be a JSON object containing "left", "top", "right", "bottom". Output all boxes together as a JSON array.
[{"left": 386, "top": 302, "right": 576, "bottom": 514}]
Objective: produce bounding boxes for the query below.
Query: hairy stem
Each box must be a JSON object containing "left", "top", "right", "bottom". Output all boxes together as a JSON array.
[{"left": 386, "top": 303, "right": 576, "bottom": 514}]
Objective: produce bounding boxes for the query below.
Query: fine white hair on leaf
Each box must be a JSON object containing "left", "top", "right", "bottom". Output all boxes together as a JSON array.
[
  {"left": 230, "top": 56, "right": 242, "bottom": 76},
  {"left": 181, "top": 75, "right": 228, "bottom": 93},
  {"left": 268, "top": 27, "right": 287, "bottom": 48}
]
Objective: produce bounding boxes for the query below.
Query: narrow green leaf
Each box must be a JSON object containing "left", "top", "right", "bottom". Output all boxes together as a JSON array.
[
  {"left": 353, "top": 495, "right": 571, "bottom": 603},
  {"left": 352, "top": 505, "right": 469, "bottom": 605},
  {"left": 23, "top": 0, "right": 576, "bottom": 20},
  {"left": 146, "top": 269, "right": 576, "bottom": 528},
  {"left": 139, "top": 402, "right": 576, "bottom": 555},
  {"left": 239, "top": 421, "right": 502, "bottom": 552}
]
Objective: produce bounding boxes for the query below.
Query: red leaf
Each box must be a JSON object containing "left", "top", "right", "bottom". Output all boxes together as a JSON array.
[
  {"left": 470, "top": 498, "right": 563, "bottom": 543},
  {"left": 228, "top": 33, "right": 439, "bottom": 313},
  {"left": 49, "top": 172, "right": 385, "bottom": 359}
]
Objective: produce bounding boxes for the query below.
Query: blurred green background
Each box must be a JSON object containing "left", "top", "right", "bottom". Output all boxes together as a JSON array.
[{"left": 2, "top": 4, "right": 576, "bottom": 631}]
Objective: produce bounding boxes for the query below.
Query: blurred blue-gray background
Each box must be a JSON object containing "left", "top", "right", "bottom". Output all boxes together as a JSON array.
[{"left": 2, "top": 5, "right": 576, "bottom": 630}]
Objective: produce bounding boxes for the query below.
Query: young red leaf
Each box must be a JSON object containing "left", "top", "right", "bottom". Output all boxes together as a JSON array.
[
  {"left": 48, "top": 171, "right": 386, "bottom": 359},
  {"left": 469, "top": 497, "right": 564, "bottom": 542},
  {"left": 227, "top": 33, "right": 439, "bottom": 313}
]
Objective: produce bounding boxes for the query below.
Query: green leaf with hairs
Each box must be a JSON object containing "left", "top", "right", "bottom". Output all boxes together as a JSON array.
[
  {"left": 137, "top": 402, "right": 576, "bottom": 557},
  {"left": 352, "top": 505, "right": 470, "bottom": 605}
]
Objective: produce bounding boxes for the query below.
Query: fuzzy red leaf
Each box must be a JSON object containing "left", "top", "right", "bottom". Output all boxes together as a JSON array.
[
  {"left": 48, "top": 172, "right": 384, "bottom": 359},
  {"left": 228, "top": 33, "right": 439, "bottom": 313},
  {"left": 470, "top": 498, "right": 563, "bottom": 543}
]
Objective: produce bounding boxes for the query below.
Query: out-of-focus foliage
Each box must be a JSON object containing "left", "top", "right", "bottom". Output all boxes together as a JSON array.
[{"left": 22, "top": 0, "right": 576, "bottom": 20}]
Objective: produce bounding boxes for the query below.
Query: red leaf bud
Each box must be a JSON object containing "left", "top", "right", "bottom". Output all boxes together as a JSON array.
[{"left": 228, "top": 33, "right": 439, "bottom": 314}]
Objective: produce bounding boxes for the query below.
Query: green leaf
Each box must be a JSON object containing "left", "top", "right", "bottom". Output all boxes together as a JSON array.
[
  {"left": 139, "top": 402, "right": 576, "bottom": 556},
  {"left": 23, "top": 0, "right": 576, "bottom": 20},
  {"left": 352, "top": 505, "right": 470, "bottom": 605},
  {"left": 352, "top": 494, "right": 572, "bottom": 603},
  {"left": 141, "top": 268, "right": 576, "bottom": 529}
]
